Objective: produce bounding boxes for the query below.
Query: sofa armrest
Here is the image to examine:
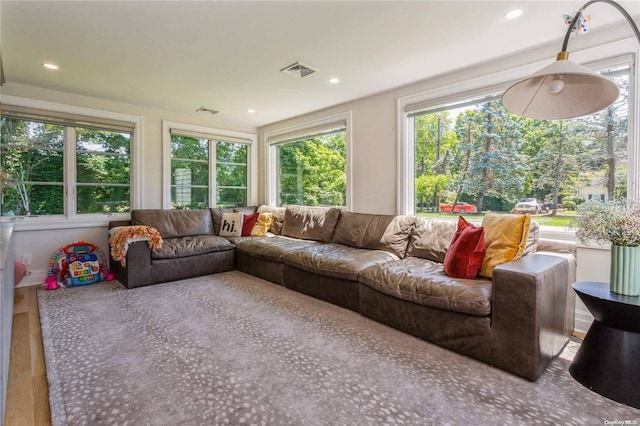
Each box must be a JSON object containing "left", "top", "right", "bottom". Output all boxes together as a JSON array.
[
  {"left": 490, "top": 253, "right": 574, "bottom": 381},
  {"left": 108, "top": 240, "right": 153, "bottom": 288}
]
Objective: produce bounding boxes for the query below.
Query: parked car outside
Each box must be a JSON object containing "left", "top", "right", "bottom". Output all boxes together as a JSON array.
[
  {"left": 439, "top": 202, "right": 478, "bottom": 214},
  {"left": 514, "top": 198, "right": 542, "bottom": 214}
]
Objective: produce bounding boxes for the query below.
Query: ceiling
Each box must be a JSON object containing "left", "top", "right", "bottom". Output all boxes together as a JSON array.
[{"left": 2, "top": 1, "right": 640, "bottom": 129}]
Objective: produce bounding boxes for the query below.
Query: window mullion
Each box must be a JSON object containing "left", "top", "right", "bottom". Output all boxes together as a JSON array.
[
  {"left": 65, "top": 127, "right": 77, "bottom": 218},
  {"left": 210, "top": 140, "right": 216, "bottom": 208},
  {"left": 629, "top": 53, "right": 639, "bottom": 201},
  {"left": 267, "top": 143, "right": 277, "bottom": 206}
]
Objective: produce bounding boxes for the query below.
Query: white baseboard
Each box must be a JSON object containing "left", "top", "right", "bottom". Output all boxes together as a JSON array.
[
  {"left": 16, "top": 268, "right": 47, "bottom": 288},
  {"left": 574, "top": 307, "right": 594, "bottom": 335}
]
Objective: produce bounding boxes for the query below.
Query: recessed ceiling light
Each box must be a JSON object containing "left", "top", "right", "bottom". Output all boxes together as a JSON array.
[
  {"left": 248, "top": 109, "right": 256, "bottom": 114},
  {"left": 329, "top": 78, "right": 340, "bottom": 84},
  {"left": 43, "top": 63, "right": 59, "bottom": 70},
  {"left": 504, "top": 9, "right": 523, "bottom": 20}
]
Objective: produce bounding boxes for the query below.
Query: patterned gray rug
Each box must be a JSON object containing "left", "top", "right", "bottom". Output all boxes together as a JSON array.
[{"left": 38, "top": 271, "right": 639, "bottom": 425}]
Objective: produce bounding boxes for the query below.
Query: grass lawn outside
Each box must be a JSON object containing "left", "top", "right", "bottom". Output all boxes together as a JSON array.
[{"left": 415, "top": 211, "right": 577, "bottom": 228}]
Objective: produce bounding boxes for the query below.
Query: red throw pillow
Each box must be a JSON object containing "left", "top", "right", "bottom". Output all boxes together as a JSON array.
[
  {"left": 443, "top": 216, "right": 486, "bottom": 279},
  {"left": 235, "top": 211, "right": 259, "bottom": 236}
]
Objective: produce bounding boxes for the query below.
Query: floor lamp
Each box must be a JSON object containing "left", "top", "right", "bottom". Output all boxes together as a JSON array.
[{"left": 502, "top": 0, "right": 640, "bottom": 120}]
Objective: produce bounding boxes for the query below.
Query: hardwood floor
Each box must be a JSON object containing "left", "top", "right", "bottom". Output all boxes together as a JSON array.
[{"left": 4, "top": 286, "right": 50, "bottom": 426}]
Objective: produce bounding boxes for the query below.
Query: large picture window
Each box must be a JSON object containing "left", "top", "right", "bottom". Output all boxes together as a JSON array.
[
  {"left": 267, "top": 115, "right": 349, "bottom": 207},
  {"left": 166, "top": 124, "right": 254, "bottom": 209},
  {"left": 402, "top": 55, "right": 635, "bottom": 229},
  {"left": 0, "top": 105, "right": 134, "bottom": 217}
]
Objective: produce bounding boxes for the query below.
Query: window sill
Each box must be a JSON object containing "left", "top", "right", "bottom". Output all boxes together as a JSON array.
[{"left": 2, "top": 213, "right": 130, "bottom": 232}]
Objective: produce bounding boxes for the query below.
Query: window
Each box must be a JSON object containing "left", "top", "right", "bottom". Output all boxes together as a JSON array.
[
  {"left": 266, "top": 114, "right": 350, "bottom": 207},
  {"left": 216, "top": 141, "right": 248, "bottom": 208},
  {"left": 170, "top": 134, "right": 209, "bottom": 209},
  {"left": 1, "top": 104, "right": 135, "bottom": 218},
  {"left": 400, "top": 53, "right": 636, "bottom": 229},
  {"left": 164, "top": 122, "right": 256, "bottom": 209}
]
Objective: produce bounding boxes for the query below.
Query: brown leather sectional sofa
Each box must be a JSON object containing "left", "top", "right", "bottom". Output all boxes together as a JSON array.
[{"left": 108, "top": 205, "right": 576, "bottom": 381}]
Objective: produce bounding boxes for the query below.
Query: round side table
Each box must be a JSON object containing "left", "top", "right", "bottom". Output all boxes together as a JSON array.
[{"left": 569, "top": 281, "right": 640, "bottom": 409}]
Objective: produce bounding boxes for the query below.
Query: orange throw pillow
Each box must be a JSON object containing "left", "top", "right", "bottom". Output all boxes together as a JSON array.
[{"left": 444, "top": 216, "right": 486, "bottom": 279}]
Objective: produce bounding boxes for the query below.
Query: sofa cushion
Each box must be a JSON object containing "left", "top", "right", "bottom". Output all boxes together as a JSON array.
[
  {"left": 281, "top": 205, "right": 342, "bottom": 242},
  {"left": 257, "top": 205, "right": 286, "bottom": 234},
  {"left": 332, "top": 212, "right": 414, "bottom": 258},
  {"left": 224, "top": 235, "right": 265, "bottom": 245},
  {"left": 211, "top": 206, "right": 258, "bottom": 235},
  {"left": 131, "top": 209, "right": 213, "bottom": 239},
  {"left": 151, "top": 235, "right": 234, "bottom": 260},
  {"left": 523, "top": 220, "right": 540, "bottom": 256},
  {"left": 235, "top": 236, "right": 318, "bottom": 262},
  {"left": 406, "top": 217, "right": 458, "bottom": 262},
  {"left": 479, "top": 213, "right": 531, "bottom": 278},
  {"left": 359, "top": 257, "right": 492, "bottom": 316},
  {"left": 283, "top": 243, "right": 398, "bottom": 282},
  {"left": 443, "top": 217, "right": 486, "bottom": 279}
]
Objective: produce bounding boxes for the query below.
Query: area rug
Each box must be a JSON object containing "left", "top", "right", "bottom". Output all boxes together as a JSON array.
[{"left": 38, "top": 271, "right": 639, "bottom": 425}]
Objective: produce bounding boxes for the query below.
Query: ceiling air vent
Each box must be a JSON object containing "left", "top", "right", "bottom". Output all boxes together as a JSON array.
[
  {"left": 195, "top": 107, "right": 219, "bottom": 115},
  {"left": 280, "top": 61, "right": 317, "bottom": 78}
]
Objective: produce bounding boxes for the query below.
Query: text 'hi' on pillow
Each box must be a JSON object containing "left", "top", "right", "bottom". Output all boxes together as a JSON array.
[{"left": 219, "top": 212, "right": 244, "bottom": 237}]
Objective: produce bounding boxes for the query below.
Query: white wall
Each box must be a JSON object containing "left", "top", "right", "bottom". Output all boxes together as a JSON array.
[{"left": 575, "top": 246, "right": 611, "bottom": 333}]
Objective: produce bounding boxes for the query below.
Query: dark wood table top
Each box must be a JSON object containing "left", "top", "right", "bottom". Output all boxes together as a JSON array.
[{"left": 573, "top": 282, "right": 640, "bottom": 332}]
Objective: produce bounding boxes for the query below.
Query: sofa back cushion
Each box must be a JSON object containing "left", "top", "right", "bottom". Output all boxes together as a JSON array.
[
  {"left": 523, "top": 220, "right": 540, "bottom": 256},
  {"left": 332, "top": 212, "right": 415, "bottom": 258},
  {"left": 407, "top": 217, "right": 458, "bottom": 262},
  {"left": 131, "top": 209, "right": 213, "bottom": 239},
  {"left": 210, "top": 206, "right": 258, "bottom": 235},
  {"left": 281, "top": 205, "right": 342, "bottom": 242}
]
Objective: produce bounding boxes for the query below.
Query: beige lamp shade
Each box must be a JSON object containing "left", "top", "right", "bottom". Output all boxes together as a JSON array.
[{"left": 502, "top": 56, "right": 620, "bottom": 120}]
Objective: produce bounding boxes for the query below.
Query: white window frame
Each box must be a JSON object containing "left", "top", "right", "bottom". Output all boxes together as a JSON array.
[
  {"left": 397, "top": 38, "right": 640, "bottom": 239},
  {"left": 264, "top": 112, "right": 353, "bottom": 209},
  {"left": 162, "top": 121, "right": 257, "bottom": 209},
  {"left": 0, "top": 95, "right": 142, "bottom": 231}
]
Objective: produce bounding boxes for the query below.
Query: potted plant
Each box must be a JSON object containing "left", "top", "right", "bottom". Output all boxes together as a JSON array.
[{"left": 573, "top": 198, "right": 640, "bottom": 296}]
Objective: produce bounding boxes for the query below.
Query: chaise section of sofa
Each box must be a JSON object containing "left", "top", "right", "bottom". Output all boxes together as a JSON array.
[
  {"left": 109, "top": 209, "right": 235, "bottom": 288},
  {"left": 357, "top": 216, "right": 576, "bottom": 381}
]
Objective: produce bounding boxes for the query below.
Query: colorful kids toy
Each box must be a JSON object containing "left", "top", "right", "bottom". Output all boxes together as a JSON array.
[{"left": 47, "top": 241, "right": 114, "bottom": 289}]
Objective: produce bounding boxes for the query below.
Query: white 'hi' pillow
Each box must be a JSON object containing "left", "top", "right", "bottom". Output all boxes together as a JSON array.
[{"left": 219, "top": 212, "right": 244, "bottom": 237}]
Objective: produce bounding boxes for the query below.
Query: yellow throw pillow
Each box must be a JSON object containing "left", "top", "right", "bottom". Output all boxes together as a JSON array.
[
  {"left": 479, "top": 212, "right": 530, "bottom": 278},
  {"left": 251, "top": 212, "right": 274, "bottom": 236}
]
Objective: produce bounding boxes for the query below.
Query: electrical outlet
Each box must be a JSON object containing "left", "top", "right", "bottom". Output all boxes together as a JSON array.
[{"left": 22, "top": 253, "right": 32, "bottom": 266}]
